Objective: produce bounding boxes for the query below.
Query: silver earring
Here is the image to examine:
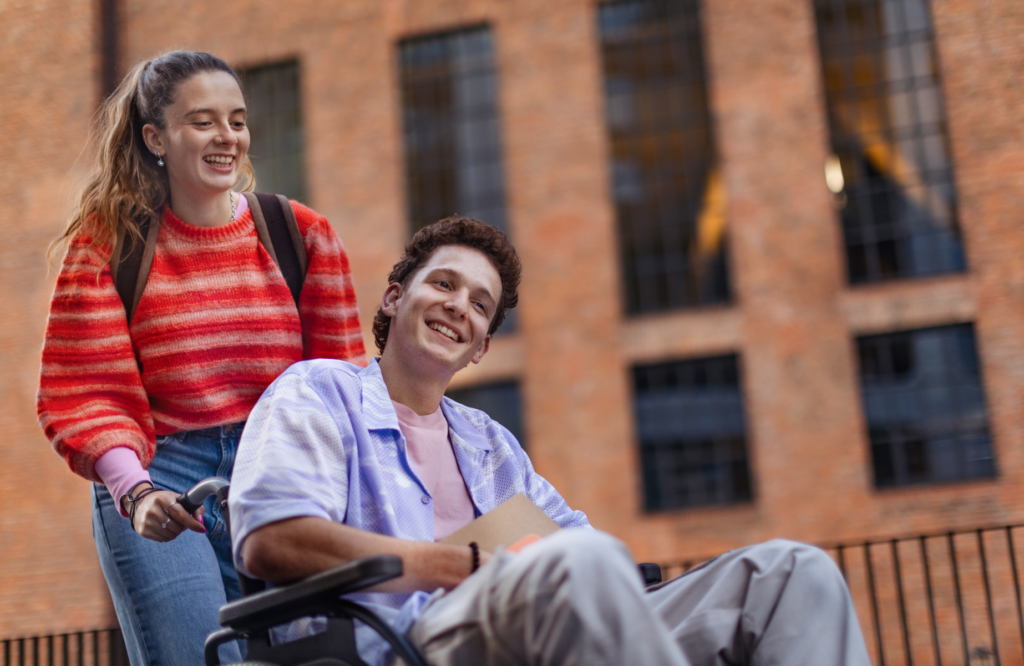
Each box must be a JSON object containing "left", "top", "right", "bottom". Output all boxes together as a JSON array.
[{"left": 154, "top": 151, "right": 164, "bottom": 167}]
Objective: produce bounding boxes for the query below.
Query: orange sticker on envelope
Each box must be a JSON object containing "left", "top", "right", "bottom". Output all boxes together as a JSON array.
[{"left": 507, "top": 534, "right": 542, "bottom": 553}]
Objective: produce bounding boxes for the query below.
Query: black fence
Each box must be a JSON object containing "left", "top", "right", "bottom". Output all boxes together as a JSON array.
[
  {"left": 7, "top": 524, "right": 1024, "bottom": 666},
  {"left": 662, "top": 524, "right": 1024, "bottom": 666},
  {"left": 1, "top": 629, "right": 127, "bottom": 666}
]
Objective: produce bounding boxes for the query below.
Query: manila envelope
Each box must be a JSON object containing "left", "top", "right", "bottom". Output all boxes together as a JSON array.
[{"left": 440, "top": 493, "right": 560, "bottom": 553}]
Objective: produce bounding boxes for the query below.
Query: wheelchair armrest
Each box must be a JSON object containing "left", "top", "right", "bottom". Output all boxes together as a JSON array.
[
  {"left": 219, "top": 555, "right": 403, "bottom": 632},
  {"left": 638, "top": 562, "right": 662, "bottom": 587}
]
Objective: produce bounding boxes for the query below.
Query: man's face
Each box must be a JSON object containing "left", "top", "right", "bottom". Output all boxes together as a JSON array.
[{"left": 381, "top": 244, "right": 502, "bottom": 376}]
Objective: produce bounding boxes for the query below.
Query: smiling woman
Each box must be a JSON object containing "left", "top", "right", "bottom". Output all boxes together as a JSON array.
[{"left": 38, "top": 51, "right": 367, "bottom": 665}]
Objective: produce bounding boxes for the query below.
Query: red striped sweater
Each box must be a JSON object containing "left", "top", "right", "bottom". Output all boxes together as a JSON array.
[{"left": 37, "top": 201, "right": 367, "bottom": 482}]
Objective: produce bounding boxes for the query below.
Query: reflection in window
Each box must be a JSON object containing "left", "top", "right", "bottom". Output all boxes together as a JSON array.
[
  {"left": 446, "top": 381, "right": 525, "bottom": 450},
  {"left": 633, "top": 355, "right": 751, "bottom": 510},
  {"left": 598, "top": 0, "right": 729, "bottom": 314},
  {"left": 857, "top": 324, "right": 994, "bottom": 487},
  {"left": 814, "top": 0, "right": 965, "bottom": 282},
  {"left": 239, "top": 61, "right": 306, "bottom": 203},
  {"left": 399, "top": 26, "right": 508, "bottom": 235}
]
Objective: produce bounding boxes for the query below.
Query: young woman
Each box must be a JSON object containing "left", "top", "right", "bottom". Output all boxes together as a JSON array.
[{"left": 37, "top": 51, "right": 366, "bottom": 665}]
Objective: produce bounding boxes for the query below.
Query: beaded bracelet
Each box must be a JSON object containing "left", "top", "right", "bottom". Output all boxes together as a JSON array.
[{"left": 469, "top": 541, "right": 480, "bottom": 573}]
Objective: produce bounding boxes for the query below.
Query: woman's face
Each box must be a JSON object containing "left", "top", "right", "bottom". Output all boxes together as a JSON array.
[{"left": 142, "top": 70, "right": 250, "bottom": 201}]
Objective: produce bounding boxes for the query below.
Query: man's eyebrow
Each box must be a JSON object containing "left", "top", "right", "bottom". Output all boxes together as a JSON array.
[
  {"left": 468, "top": 280, "right": 499, "bottom": 307},
  {"left": 424, "top": 267, "right": 455, "bottom": 280}
]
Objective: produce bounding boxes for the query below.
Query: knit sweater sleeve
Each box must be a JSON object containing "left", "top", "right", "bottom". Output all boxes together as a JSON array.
[
  {"left": 37, "top": 234, "right": 155, "bottom": 482},
  {"left": 291, "top": 202, "right": 368, "bottom": 365}
]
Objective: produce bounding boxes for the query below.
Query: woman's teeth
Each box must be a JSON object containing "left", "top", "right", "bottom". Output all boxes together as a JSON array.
[{"left": 204, "top": 156, "right": 233, "bottom": 164}]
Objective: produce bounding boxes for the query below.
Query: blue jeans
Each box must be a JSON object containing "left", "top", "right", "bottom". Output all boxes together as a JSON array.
[{"left": 92, "top": 423, "right": 245, "bottom": 666}]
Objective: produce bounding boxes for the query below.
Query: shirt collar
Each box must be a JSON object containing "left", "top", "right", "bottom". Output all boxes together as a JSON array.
[
  {"left": 359, "top": 359, "right": 401, "bottom": 433},
  {"left": 441, "top": 398, "right": 494, "bottom": 452},
  {"left": 359, "top": 358, "right": 493, "bottom": 452}
]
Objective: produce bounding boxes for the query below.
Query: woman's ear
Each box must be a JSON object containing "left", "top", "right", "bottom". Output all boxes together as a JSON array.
[
  {"left": 381, "top": 283, "right": 402, "bottom": 318},
  {"left": 141, "top": 123, "right": 165, "bottom": 157}
]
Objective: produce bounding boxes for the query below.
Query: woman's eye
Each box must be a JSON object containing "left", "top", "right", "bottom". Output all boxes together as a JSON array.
[{"left": 437, "top": 281, "right": 450, "bottom": 289}]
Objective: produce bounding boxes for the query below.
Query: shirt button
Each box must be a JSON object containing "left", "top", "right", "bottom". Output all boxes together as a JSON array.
[{"left": 421, "top": 496, "right": 430, "bottom": 504}]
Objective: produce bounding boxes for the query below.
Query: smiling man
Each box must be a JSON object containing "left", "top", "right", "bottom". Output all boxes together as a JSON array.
[{"left": 228, "top": 216, "right": 870, "bottom": 666}]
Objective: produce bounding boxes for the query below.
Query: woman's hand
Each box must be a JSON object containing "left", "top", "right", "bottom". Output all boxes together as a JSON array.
[{"left": 131, "top": 489, "right": 206, "bottom": 542}]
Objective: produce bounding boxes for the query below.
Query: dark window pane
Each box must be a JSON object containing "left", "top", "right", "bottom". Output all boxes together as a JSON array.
[
  {"left": 632, "top": 355, "right": 752, "bottom": 510},
  {"left": 239, "top": 61, "right": 306, "bottom": 203},
  {"left": 399, "top": 26, "right": 515, "bottom": 333},
  {"left": 399, "top": 26, "right": 509, "bottom": 236},
  {"left": 856, "top": 324, "right": 995, "bottom": 487},
  {"left": 812, "top": 0, "right": 966, "bottom": 283},
  {"left": 598, "top": 0, "right": 730, "bottom": 314},
  {"left": 446, "top": 381, "right": 526, "bottom": 450}
]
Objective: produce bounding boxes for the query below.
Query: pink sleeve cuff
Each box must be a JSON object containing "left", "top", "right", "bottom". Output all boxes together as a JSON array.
[{"left": 94, "top": 447, "right": 152, "bottom": 518}]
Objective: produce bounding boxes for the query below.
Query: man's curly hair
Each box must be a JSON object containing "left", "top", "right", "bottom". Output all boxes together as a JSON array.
[{"left": 372, "top": 215, "right": 521, "bottom": 355}]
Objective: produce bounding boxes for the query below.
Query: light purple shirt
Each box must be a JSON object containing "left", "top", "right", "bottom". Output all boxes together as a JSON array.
[{"left": 229, "top": 358, "right": 590, "bottom": 665}]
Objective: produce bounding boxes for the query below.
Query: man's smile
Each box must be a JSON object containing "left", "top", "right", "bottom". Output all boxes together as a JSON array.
[{"left": 428, "top": 321, "right": 462, "bottom": 343}]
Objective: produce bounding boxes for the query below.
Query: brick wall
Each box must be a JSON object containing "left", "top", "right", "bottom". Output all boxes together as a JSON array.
[
  {"left": 0, "top": 0, "right": 117, "bottom": 638},
  {"left": 2, "top": 0, "right": 1022, "bottom": 639}
]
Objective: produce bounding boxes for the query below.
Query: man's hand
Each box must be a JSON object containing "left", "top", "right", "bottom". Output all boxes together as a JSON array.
[{"left": 243, "top": 517, "right": 491, "bottom": 592}]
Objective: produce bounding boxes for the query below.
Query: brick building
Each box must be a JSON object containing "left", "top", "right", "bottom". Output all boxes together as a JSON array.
[{"left": 1, "top": 0, "right": 1022, "bottom": 648}]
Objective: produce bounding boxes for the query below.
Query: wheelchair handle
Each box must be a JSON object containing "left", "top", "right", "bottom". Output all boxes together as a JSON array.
[{"left": 177, "top": 477, "right": 230, "bottom": 515}]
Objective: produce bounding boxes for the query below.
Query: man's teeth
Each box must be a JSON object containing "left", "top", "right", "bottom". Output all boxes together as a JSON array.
[
  {"left": 204, "top": 156, "right": 233, "bottom": 164},
  {"left": 429, "top": 322, "right": 460, "bottom": 342}
]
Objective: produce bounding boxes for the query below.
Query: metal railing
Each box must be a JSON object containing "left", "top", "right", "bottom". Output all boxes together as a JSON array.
[
  {"left": 7, "top": 523, "right": 1024, "bottom": 666},
  {"left": 1, "top": 628, "right": 127, "bottom": 666},
  {"left": 662, "top": 524, "right": 1024, "bottom": 666}
]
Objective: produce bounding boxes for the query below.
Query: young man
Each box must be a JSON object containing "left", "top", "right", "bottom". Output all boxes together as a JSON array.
[{"left": 229, "top": 216, "right": 870, "bottom": 666}]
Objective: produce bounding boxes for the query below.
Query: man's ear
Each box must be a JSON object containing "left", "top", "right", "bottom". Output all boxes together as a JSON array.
[
  {"left": 381, "top": 283, "right": 402, "bottom": 318},
  {"left": 470, "top": 335, "right": 491, "bottom": 365},
  {"left": 141, "top": 123, "right": 165, "bottom": 156}
]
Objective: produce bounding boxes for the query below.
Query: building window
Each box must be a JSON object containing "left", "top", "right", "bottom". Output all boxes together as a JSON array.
[
  {"left": 399, "top": 26, "right": 509, "bottom": 235},
  {"left": 446, "top": 381, "right": 526, "bottom": 450},
  {"left": 857, "top": 324, "right": 994, "bottom": 487},
  {"left": 813, "top": 0, "right": 966, "bottom": 283},
  {"left": 598, "top": 0, "right": 729, "bottom": 315},
  {"left": 632, "top": 355, "right": 751, "bottom": 511},
  {"left": 239, "top": 61, "right": 306, "bottom": 203}
]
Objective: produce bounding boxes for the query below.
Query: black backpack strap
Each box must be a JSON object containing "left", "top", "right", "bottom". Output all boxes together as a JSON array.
[
  {"left": 246, "top": 192, "right": 306, "bottom": 309},
  {"left": 111, "top": 215, "right": 161, "bottom": 325}
]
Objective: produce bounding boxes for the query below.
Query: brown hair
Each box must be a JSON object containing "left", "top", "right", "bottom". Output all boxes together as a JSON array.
[
  {"left": 372, "top": 215, "right": 521, "bottom": 354},
  {"left": 49, "top": 51, "right": 255, "bottom": 264}
]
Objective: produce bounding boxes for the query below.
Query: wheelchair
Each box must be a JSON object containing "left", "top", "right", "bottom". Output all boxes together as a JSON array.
[{"left": 181, "top": 478, "right": 663, "bottom": 666}]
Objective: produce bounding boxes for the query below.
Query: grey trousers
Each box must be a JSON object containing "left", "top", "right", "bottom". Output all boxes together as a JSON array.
[{"left": 406, "top": 530, "right": 871, "bottom": 666}]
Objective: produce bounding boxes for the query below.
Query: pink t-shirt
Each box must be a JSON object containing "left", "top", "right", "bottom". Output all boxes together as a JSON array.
[{"left": 391, "top": 400, "right": 476, "bottom": 541}]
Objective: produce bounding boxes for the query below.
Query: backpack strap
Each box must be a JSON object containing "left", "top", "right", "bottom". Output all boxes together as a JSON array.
[
  {"left": 111, "top": 195, "right": 307, "bottom": 325},
  {"left": 111, "top": 214, "right": 161, "bottom": 325},
  {"left": 246, "top": 192, "right": 307, "bottom": 309}
]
